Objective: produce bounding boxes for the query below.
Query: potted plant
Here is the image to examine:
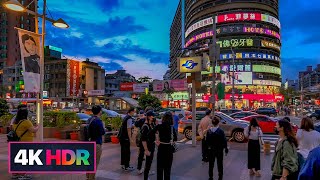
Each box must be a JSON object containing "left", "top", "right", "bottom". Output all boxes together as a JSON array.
[
  {"left": 0, "top": 114, "right": 14, "bottom": 134},
  {"left": 70, "top": 119, "right": 81, "bottom": 140},
  {"left": 110, "top": 116, "right": 123, "bottom": 144},
  {"left": 43, "top": 112, "right": 58, "bottom": 138}
]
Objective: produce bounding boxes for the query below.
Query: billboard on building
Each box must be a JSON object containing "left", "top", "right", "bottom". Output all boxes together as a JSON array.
[
  {"left": 153, "top": 79, "right": 187, "bottom": 92},
  {"left": 133, "top": 83, "right": 149, "bottom": 93},
  {"left": 88, "top": 90, "right": 105, "bottom": 96},
  {"left": 120, "top": 82, "right": 134, "bottom": 91},
  {"left": 67, "top": 60, "right": 81, "bottom": 97}
]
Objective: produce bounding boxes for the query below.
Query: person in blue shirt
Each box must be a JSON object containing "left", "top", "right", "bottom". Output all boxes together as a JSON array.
[
  {"left": 298, "top": 146, "right": 320, "bottom": 180},
  {"left": 172, "top": 111, "right": 179, "bottom": 134},
  {"left": 86, "top": 105, "right": 106, "bottom": 180}
]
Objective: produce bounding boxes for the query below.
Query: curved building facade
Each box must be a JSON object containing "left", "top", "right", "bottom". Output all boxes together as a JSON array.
[{"left": 170, "top": 0, "right": 282, "bottom": 108}]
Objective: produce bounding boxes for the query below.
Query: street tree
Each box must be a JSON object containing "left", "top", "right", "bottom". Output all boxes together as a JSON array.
[
  {"left": 0, "top": 99, "right": 9, "bottom": 117},
  {"left": 138, "top": 94, "right": 161, "bottom": 110},
  {"left": 279, "top": 86, "right": 299, "bottom": 105}
]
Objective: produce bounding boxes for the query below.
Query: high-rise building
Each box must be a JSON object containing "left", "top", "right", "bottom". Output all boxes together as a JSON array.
[
  {"left": 169, "top": 0, "right": 282, "bottom": 108},
  {"left": 0, "top": 0, "right": 35, "bottom": 94}
]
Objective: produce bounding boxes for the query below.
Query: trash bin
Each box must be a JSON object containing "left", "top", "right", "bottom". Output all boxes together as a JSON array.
[{"left": 263, "top": 140, "right": 271, "bottom": 154}]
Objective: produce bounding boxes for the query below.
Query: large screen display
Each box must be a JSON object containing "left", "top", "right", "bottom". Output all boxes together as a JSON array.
[
  {"left": 185, "top": 12, "right": 281, "bottom": 37},
  {"left": 221, "top": 70, "right": 253, "bottom": 85}
]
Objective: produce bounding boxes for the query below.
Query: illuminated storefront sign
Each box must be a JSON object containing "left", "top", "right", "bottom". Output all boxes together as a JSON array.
[
  {"left": 202, "top": 94, "right": 284, "bottom": 102},
  {"left": 253, "top": 80, "right": 281, "bottom": 86},
  {"left": 220, "top": 52, "right": 280, "bottom": 61},
  {"left": 178, "top": 56, "right": 202, "bottom": 73},
  {"left": 67, "top": 60, "right": 80, "bottom": 97},
  {"left": 185, "top": 12, "right": 281, "bottom": 38},
  {"left": 185, "top": 17, "right": 214, "bottom": 37},
  {"left": 185, "top": 30, "right": 213, "bottom": 47},
  {"left": 243, "top": 26, "right": 280, "bottom": 39},
  {"left": 217, "top": 38, "right": 256, "bottom": 48},
  {"left": 221, "top": 71, "right": 253, "bottom": 85},
  {"left": 252, "top": 65, "right": 281, "bottom": 75},
  {"left": 170, "top": 92, "right": 189, "bottom": 100},
  {"left": 261, "top": 40, "right": 281, "bottom": 51}
]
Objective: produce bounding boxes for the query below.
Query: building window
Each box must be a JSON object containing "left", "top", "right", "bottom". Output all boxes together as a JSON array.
[
  {"left": 21, "top": 16, "right": 24, "bottom": 21},
  {"left": 27, "top": 19, "right": 30, "bottom": 24},
  {"left": 1, "top": 12, "right": 6, "bottom": 17},
  {"left": 20, "top": 24, "right": 24, "bottom": 29}
]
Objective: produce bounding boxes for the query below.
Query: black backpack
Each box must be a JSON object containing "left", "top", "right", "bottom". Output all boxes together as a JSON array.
[
  {"left": 136, "top": 124, "right": 149, "bottom": 147},
  {"left": 118, "top": 115, "right": 131, "bottom": 140},
  {"left": 83, "top": 117, "right": 96, "bottom": 141},
  {"left": 7, "top": 120, "right": 29, "bottom": 142}
]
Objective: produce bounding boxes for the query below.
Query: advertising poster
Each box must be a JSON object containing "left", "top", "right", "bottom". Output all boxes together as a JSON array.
[
  {"left": 67, "top": 60, "right": 80, "bottom": 97},
  {"left": 18, "top": 28, "right": 41, "bottom": 92},
  {"left": 220, "top": 65, "right": 253, "bottom": 85},
  {"left": 133, "top": 83, "right": 149, "bottom": 93},
  {"left": 120, "top": 82, "right": 134, "bottom": 91},
  {"left": 170, "top": 79, "right": 188, "bottom": 91}
]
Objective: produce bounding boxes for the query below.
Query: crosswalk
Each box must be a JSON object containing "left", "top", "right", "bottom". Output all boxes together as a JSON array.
[{"left": 260, "top": 134, "right": 279, "bottom": 153}]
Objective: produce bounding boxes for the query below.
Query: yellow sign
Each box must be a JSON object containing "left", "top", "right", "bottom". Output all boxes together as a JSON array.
[
  {"left": 217, "top": 38, "right": 254, "bottom": 48},
  {"left": 178, "top": 56, "right": 202, "bottom": 73},
  {"left": 261, "top": 40, "right": 280, "bottom": 51}
]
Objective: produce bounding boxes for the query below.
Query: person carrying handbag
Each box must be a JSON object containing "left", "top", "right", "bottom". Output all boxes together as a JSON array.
[
  {"left": 198, "top": 109, "right": 212, "bottom": 163},
  {"left": 244, "top": 118, "right": 263, "bottom": 177}
]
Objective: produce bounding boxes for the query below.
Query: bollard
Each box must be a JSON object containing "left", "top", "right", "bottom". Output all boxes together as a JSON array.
[{"left": 263, "top": 140, "right": 271, "bottom": 154}]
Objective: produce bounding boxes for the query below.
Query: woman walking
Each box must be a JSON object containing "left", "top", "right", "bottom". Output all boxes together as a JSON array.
[
  {"left": 296, "top": 117, "right": 320, "bottom": 160},
  {"left": 150, "top": 112, "right": 177, "bottom": 180},
  {"left": 272, "top": 119, "right": 299, "bottom": 180},
  {"left": 244, "top": 118, "right": 263, "bottom": 177}
]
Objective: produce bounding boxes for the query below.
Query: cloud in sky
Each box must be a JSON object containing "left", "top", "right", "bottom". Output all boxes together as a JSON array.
[{"left": 42, "top": 0, "right": 319, "bottom": 81}]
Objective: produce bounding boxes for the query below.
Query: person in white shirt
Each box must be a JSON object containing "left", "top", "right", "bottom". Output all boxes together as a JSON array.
[
  {"left": 244, "top": 118, "right": 263, "bottom": 177},
  {"left": 296, "top": 117, "right": 320, "bottom": 159},
  {"left": 198, "top": 109, "right": 212, "bottom": 163}
]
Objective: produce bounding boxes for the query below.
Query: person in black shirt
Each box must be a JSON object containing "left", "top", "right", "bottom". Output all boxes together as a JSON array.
[
  {"left": 137, "top": 110, "right": 156, "bottom": 179},
  {"left": 206, "top": 116, "right": 228, "bottom": 180},
  {"left": 119, "top": 107, "right": 135, "bottom": 171},
  {"left": 150, "top": 112, "right": 177, "bottom": 180},
  {"left": 86, "top": 105, "right": 105, "bottom": 180}
]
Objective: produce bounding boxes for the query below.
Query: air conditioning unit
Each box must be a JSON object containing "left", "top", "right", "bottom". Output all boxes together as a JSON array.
[{"left": 259, "top": 74, "right": 264, "bottom": 79}]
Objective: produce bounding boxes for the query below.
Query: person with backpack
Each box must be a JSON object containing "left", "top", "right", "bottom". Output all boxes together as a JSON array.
[
  {"left": 244, "top": 118, "right": 263, "bottom": 177},
  {"left": 137, "top": 110, "right": 156, "bottom": 179},
  {"left": 10, "top": 105, "right": 39, "bottom": 179},
  {"left": 272, "top": 119, "right": 299, "bottom": 180},
  {"left": 206, "top": 116, "right": 228, "bottom": 180},
  {"left": 119, "top": 107, "right": 135, "bottom": 171},
  {"left": 86, "top": 105, "right": 105, "bottom": 180}
]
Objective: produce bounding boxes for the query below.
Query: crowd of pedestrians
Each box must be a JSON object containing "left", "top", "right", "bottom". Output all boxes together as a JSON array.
[{"left": 9, "top": 104, "right": 320, "bottom": 180}]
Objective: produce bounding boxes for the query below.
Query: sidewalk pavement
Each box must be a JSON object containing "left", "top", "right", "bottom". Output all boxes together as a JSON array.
[{"left": 0, "top": 134, "right": 274, "bottom": 180}]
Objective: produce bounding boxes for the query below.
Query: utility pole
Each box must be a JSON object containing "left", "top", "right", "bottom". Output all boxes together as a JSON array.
[
  {"left": 211, "top": 16, "right": 218, "bottom": 116},
  {"left": 230, "top": 47, "right": 236, "bottom": 109}
]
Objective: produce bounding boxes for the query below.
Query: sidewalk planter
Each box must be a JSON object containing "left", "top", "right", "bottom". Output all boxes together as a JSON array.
[
  {"left": 0, "top": 127, "right": 4, "bottom": 134},
  {"left": 54, "top": 131, "right": 61, "bottom": 139},
  {"left": 43, "top": 127, "right": 57, "bottom": 138},
  {"left": 110, "top": 135, "right": 119, "bottom": 144},
  {"left": 70, "top": 132, "right": 79, "bottom": 140}
]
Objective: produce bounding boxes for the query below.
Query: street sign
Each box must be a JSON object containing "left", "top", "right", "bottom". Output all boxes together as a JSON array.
[{"left": 178, "top": 56, "right": 202, "bottom": 73}]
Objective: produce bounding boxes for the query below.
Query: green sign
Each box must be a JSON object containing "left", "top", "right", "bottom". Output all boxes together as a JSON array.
[
  {"left": 201, "top": 66, "right": 221, "bottom": 75},
  {"left": 49, "top": 45, "right": 62, "bottom": 52},
  {"left": 171, "top": 92, "right": 189, "bottom": 100},
  {"left": 252, "top": 65, "right": 281, "bottom": 75}
]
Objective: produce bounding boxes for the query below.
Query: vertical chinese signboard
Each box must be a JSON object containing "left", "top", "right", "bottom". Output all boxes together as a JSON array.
[{"left": 67, "top": 60, "right": 80, "bottom": 97}]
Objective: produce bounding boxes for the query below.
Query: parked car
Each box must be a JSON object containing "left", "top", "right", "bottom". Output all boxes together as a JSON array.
[
  {"left": 76, "top": 113, "right": 91, "bottom": 123},
  {"left": 241, "top": 115, "right": 298, "bottom": 133},
  {"left": 256, "top": 107, "right": 277, "bottom": 117},
  {"left": 178, "top": 112, "right": 249, "bottom": 142},
  {"left": 229, "top": 111, "right": 258, "bottom": 119},
  {"left": 308, "top": 109, "right": 320, "bottom": 121},
  {"left": 220, "top": 109, "right": 242, "bottom": 115}
]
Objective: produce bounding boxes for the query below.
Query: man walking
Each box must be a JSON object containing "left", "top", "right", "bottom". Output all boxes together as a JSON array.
[
  {"left": 198, "top": 109, "right": 212, "bottom": 162},
  {"left": 206, "top": 116, "right": 228, "bottom": 180},
  {"left": 119, "top": 107, "right": 135, "bottom": 171},
  {"left": 86, "top": 105, "right": 105, "bottom": 180}
]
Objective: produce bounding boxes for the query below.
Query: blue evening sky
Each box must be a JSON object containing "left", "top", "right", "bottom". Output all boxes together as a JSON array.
[{"left": 42, "top": 0, "right": 320, "bottom": 80}]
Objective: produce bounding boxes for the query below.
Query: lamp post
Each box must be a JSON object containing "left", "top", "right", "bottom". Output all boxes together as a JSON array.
[{"left": 3, "top": 0, "right": 69, "bottom": 141}]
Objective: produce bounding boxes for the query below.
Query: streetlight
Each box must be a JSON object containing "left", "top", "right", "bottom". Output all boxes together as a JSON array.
[{"left": 3, "top": 0, "right": 69, "bottom": 141}]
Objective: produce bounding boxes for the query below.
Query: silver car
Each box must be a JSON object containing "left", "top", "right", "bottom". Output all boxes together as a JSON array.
[{"left": 178, "top": 112, "right": 249, "bottom": 143}]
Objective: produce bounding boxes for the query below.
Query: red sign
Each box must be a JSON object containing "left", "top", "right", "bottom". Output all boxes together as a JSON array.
[
  {"left": 170, "top": 79, "right": 188, "bottom": 91},
  {"left": 120, "top": 83, "right": 134, "bottom": 91},
  {"left": 217, "top": 12, "right": 262, "bottom": 23},
  {"left": 202, "top": 94, "right": 284, "bottom": 102},
  {"left": 68, "top": 60, "right": 80, "bottom": 97}
]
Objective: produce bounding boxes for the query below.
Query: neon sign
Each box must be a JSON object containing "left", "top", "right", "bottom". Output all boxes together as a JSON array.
[
  {"left": 185, "top": 30, "right": 213, "bottom": 48},
  {"left": 220, "top": 52, "right": 280, "bottom": 61},
  {"left": 261, "top": 40, "right": 280, "bottom": 51},
  {"left": 217, "top": 38, "right": 256, "bottom": 48},
  {"left": 243, "top": 26, "right": 280, "bottom": 39},
  {"left": 185, "top": 12, "right": 281, "bottom": 38}
]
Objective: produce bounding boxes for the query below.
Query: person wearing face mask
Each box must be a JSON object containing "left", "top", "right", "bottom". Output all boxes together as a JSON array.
[
  {"left": 137, "top": 110, "right": 156, "bottom": 179},
  {"left": 272, "top": 120, "right": 299, "bottom": 180}
]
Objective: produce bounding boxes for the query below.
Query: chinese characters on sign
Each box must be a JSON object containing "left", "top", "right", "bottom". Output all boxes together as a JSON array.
[
  {"left": 252, "top": 65, "right": 281, "bottom": 75},
  {"left": 261, "top": 40, "right": 281, "bottom": 51},
  {"left": 220, "top": 52, "right": 280, "bottom": 61},
  {"left": 185, "top": 17, "right": 214, "bottom": 37},
  {"left": 243, "top": 26, "right": 280, "bottom": 39},
  {"left": 217, "top": 38, "right": 255, "bottom": 48},
  {"left": 185, "top": 30, "right": 214, "bottom": 47},
  {"left": 220, "top": 64, "right": 252, "bottom": 72}
]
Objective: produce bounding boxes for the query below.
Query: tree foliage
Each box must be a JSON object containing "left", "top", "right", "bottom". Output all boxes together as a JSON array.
[
  {"left": 279, "top": 87, "right": 299, "bottom": 105},
  {"left": 0, "top": 99, "right": 9, "bottom": 117},
  {"left": 138, "top": 94, "right": 161, "bottom": 110}
]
